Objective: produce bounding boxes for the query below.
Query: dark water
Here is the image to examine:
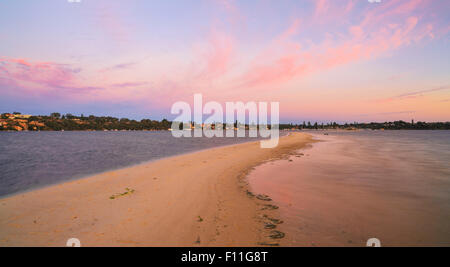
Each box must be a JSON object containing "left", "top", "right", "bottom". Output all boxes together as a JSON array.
[
  {"left": 0, "top": 131, "right": 267, "bottom": 197},
  {"left": 249, "top": 130, "right": 450, "bottom": 246}
]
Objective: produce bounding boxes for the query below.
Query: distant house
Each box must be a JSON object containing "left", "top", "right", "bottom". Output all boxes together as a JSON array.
[
  {"left": 15, "top": 114, "right": 32, "bottom": 119},
  {"left": 3, "top": 114, "right": 31, "bottom": 119}
]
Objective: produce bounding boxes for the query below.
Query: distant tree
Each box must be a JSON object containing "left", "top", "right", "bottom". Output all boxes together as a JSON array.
[
  {"left": 50, "top": 113, "right": 61, "bottom": 119},
  {"left": 66, "top": 113, "right": 75, "bottom": 119}
]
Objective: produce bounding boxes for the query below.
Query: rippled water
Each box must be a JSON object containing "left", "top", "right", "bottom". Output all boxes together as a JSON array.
[
  {"left": 0, "top": 131, "right": 267, "bottom": 197},
  {"left": 248, "top": 130, "right": 450, "bottom": 246}
]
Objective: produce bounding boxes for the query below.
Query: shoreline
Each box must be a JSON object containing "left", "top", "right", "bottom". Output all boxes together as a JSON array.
[
  {"left": 0, "top": 132, "right": 314, "bottom": 247},
  {"left": 247, "top": 132, "right": 450, "bottom": 247},
  {"left": 0, "top": 134, "right": 281, "bottom": 200}
]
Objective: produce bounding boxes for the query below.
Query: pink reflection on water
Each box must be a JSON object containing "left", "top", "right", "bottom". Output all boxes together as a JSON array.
[{"left": 248, "top": 131, "right": 450, "bottom": 247}]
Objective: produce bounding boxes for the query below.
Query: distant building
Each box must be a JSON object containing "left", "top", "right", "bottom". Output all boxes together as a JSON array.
[
  {"left": 4, "top": 114, "right": 32, "bottom": 119},
  {"left": 15, "top": 114, "right": 32, "bottom": 119}
]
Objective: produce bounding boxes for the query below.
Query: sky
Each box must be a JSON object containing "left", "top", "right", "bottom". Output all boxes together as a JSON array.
[{"left": 0, "top": 0, "right": 449, "bottom": 123}]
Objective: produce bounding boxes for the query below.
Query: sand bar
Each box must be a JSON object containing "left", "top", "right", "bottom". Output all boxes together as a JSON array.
[{"left": 0, "top": 132, "right": 314, "bottom": 247}]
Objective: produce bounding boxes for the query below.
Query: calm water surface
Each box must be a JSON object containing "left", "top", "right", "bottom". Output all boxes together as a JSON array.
[
  {"left": 248, "top": 130, "right": 450, "bottom": 246},
  {"left": 0, "top": 131, "right": 268, "bottom": 197}
]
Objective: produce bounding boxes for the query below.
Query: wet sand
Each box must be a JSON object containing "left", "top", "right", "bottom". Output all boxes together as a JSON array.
[
  {"left": 248, "top": 133, "right": 450, "bottom": 247},
  {"left": 0, "top": 132, "right": 314, "bottom": 247}
]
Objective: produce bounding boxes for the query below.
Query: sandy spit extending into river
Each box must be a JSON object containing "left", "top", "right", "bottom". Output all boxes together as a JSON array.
[{"left": 0, "top": 132, "right": 314, "bottom": 247}]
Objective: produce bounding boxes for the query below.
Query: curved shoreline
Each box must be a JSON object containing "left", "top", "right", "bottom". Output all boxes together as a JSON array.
[
  {"left": 0, "top": 132, "right": 314, "bottom": 247},
  {"left": 0, "top": 131, "right": 289, "bottom": 199}
]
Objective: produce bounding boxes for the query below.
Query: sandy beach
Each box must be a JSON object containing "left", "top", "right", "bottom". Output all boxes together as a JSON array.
[{"left": 0, "top": 132, "right": 314, "bottom": 247}]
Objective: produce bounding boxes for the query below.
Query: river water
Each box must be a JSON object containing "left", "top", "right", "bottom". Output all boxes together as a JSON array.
[
  {"left": 248, "top": 130, "right": 450, "bottom": 247},
  {"left": 0, "top": 131, "right": 266, "bottom": 197}
]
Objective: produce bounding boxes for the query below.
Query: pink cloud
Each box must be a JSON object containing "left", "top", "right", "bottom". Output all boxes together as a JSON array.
[
  {"left": 344, "top": 0, "right": 357, "bottom": 14},
  {"left": 375, "top": 85, "right": 450, "bottom": 103},
  {"left": 228, "top": 1, "right": 439, "bottom": 91},
  {"left": 360, "top": 0, "right": 426, "bottom": 28},
  {"left": 111, "top": 82, "right": 148, "bottom": 88},
  {"left": 118, "top": 0, "right": 444, "bottom": 108},
  {"left": 311, "top": 0, "right": 359, "bottom": 24},
  {"left": 203, "top": 30, "right": 234, "bottom": 77},
  {"left": 215, "top": 0, "right": 245, "bottom": 27},
  {"left": 314, "top": 0, "right": 329, "bottom": 18},
  {"left": 0, "top": 57, "right": 79, "bottom": 89},
  {"left": 0, "top": 57, "right": 107, "bottom": 102}
]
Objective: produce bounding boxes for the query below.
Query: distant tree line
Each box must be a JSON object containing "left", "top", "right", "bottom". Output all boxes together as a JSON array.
[
  {"left": 0, "top": 113, "right": 171, "bottom": 131},
  {"left": 1, "top": 112, "right": 449, "bottom": 131},
  {"left": 279, "top": 120, "right": 450, "bottom": 130}
]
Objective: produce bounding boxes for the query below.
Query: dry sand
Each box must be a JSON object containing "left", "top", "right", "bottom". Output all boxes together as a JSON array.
[{"left": 0, "top": 132, "right": 314, "bottom": 247}]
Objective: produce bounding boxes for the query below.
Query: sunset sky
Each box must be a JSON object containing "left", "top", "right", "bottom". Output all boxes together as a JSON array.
[{"left": 0, "top": 0, "right": 449, "bottom": 123}]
